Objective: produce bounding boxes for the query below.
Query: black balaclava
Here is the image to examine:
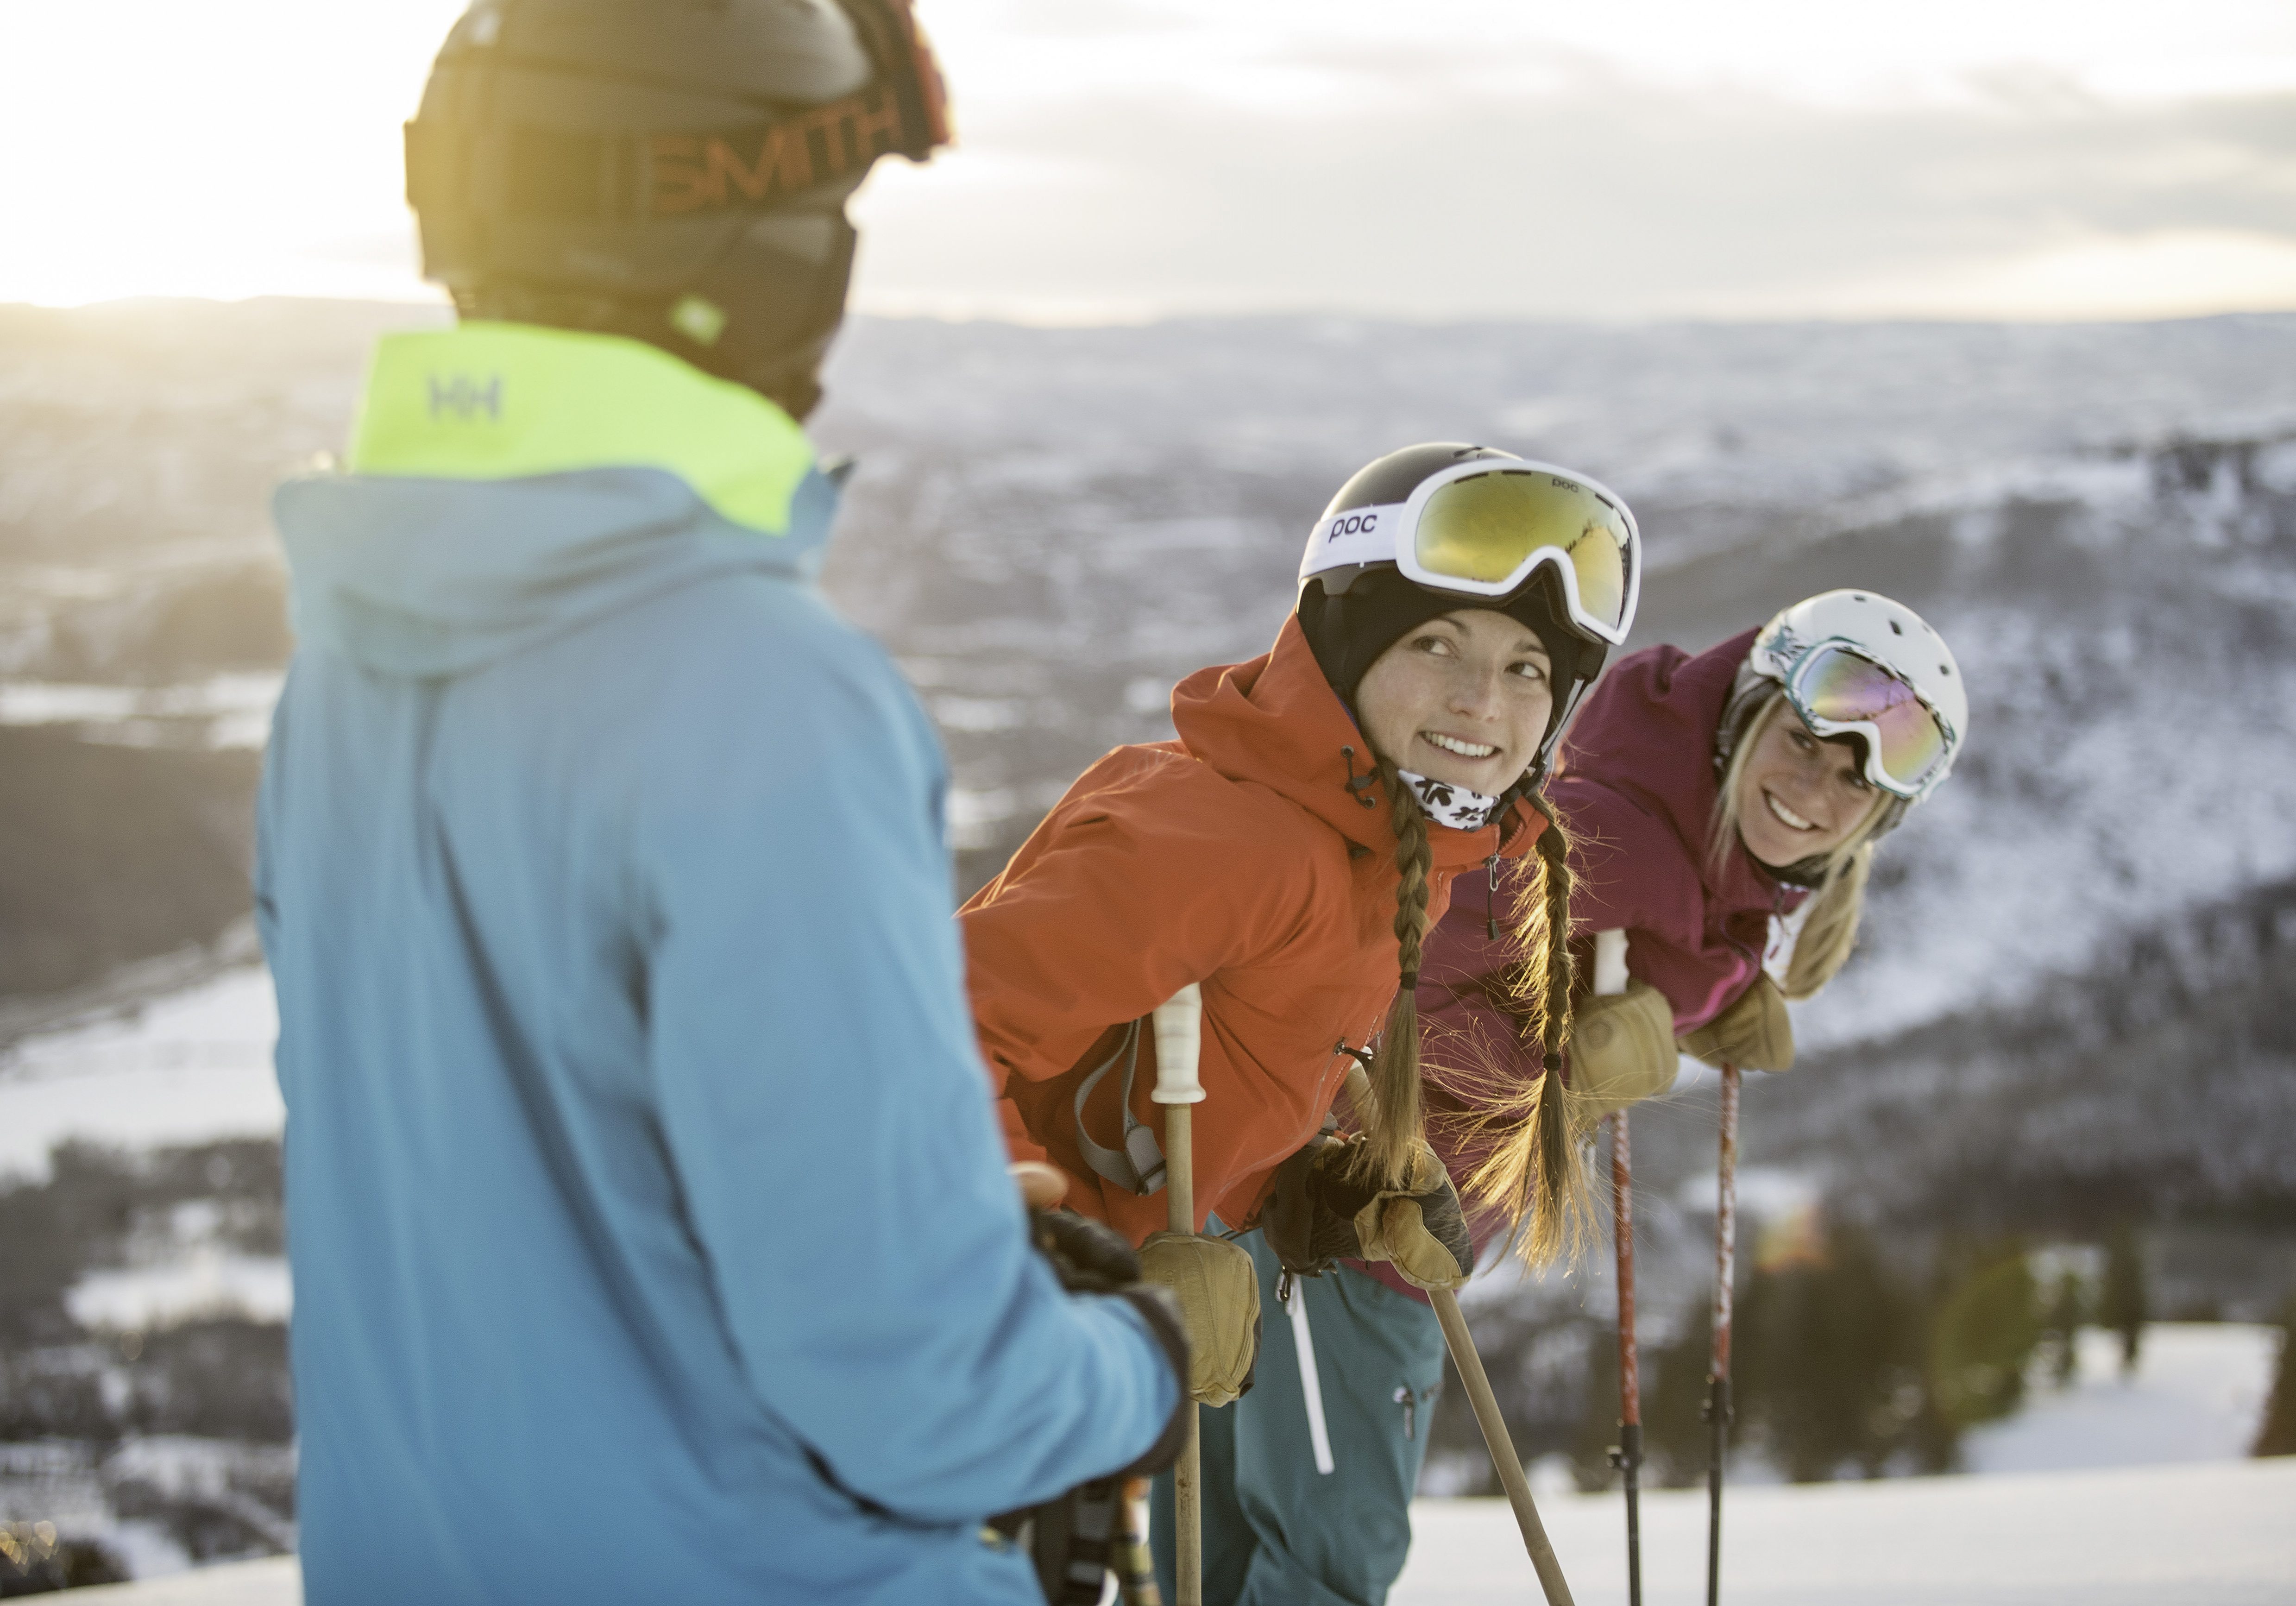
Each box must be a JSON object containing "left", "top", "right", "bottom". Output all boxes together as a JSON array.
[{"left": 1297, "top": 563, "right": 1600, "bottom": 798}]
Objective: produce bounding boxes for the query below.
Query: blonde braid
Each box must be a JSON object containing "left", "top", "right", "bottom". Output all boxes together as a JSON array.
[
  {"left": 1353, "top": 755, "right": 1433, "bottom": 1186},
  {"left": 1464, "top": 788, "right": 1596, "bottom": 1265}
]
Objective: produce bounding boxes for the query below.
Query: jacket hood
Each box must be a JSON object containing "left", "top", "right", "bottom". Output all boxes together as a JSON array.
[
  {"left": 273, "top": 322, "right": 838, "bottom": 680},
  {"left": 1557, "top": 625, "right": 1779, "bottom": 907},
  {"left": 1171, "top": 616, "right": 1541, "bottom": 871}
]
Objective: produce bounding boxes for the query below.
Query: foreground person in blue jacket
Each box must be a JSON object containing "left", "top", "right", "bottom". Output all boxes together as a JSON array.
[{"left": 256, "top": 5, "right": 1182, "bottom": 1601}]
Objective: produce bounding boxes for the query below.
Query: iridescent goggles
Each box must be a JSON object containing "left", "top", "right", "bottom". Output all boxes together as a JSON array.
[
  {"left": 1782, "top": 642, "right": 1956, "bottom": 800},
  {"left": 1306, "top": 460, "right": 1641, "bottom": 646}
]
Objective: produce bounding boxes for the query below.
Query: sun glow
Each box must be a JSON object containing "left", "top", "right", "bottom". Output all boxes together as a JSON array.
[
  {"left": 3, "top": 0, "right": 2294, "bottom": 319},
  {"left": 0, "top": 0, "right": 463, "bottom": 305}
]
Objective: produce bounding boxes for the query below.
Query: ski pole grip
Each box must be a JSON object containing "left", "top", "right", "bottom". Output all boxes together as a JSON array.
[
  {"left": 1151, "top": 983, "right": 1205, "bottom": 1105},
  {"left": 1592, "top": 928, "right": 1629, "bottom": 999}
]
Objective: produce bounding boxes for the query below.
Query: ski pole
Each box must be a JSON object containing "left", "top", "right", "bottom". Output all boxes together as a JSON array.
[
  {"left": 1431, "top": 1288, "right": 1576, "bottom": 1606},
  {"left": 1346, "top": 1064, "right": 1575, "bottom": 1606},
  {"left": 1703, "top": 1061, "right": 1741, "bottom": 1606},
  {"left": 1151, "top": 984, "right": 1206, "bottom": 1606},
  {"left": 1608, "top": 1114, "right": 1643, "bottom": 1606},
  {"left": 1590, "top": 930, "right": 1643, "bottom": 1606}
]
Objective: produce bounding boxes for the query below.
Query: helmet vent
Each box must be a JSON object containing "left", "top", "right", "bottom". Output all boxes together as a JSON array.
[{"left": 1889, "top": 619, "right": 1903, "bottom": 635}]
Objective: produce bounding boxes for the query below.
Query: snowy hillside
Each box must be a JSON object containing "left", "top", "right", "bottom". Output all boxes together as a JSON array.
[
  {"left": 808, "top": 315, "right": 2296, "bottom": 1055},
  {"left": 6, "top": 301, "right": 2296, "bottom": 1589},
  {"left": 6, "top": 297, "right": 2296, "bottom": 1234}
]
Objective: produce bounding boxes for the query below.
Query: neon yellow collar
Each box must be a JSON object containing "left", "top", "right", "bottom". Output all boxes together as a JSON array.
[{"left": 347, "top": 322, "right": 816, "bottom": 538}]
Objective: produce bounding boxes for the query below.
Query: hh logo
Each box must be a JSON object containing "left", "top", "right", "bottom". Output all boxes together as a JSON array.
[{"left": 428, "top": 372, "right": 503, "bottom": 422}]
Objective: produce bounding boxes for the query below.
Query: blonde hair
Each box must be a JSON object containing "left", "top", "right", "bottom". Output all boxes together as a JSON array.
[
  {"left": 1711, "top": 689, "right": 1889, "bottom": 999},
  {"left": 1353, "top": 754, "right": 1435, "bottom": 1187},
  {"left": 1347, "top": 752, "right": 1589, "bottom": 1263},
  {"left": 1454, "top": 792, "right": 1594, "bottom": 1267}
]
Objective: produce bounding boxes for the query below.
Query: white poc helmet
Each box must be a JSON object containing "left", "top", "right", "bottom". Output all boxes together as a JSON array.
[{"left": 1725, "top": 590, "right": 1968, "bottom": 807}]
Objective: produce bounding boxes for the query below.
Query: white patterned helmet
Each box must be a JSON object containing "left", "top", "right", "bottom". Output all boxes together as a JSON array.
[{"left": 1742, "top": 590, "right": 1967, "bottom": 804}]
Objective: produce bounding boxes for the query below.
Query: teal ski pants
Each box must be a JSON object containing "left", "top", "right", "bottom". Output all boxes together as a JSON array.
[{"left": 1151, "top": 1229, "right": 1446, "bottom": 1606}]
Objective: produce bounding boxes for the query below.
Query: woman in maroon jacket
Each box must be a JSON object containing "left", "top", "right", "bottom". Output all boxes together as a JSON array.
[
  {"left": 1431, "top": 587, "right": 1968, "bottom": 1226},
  {"left": 1253, "top": 590, "right": 1967, "bottom": 1604}
]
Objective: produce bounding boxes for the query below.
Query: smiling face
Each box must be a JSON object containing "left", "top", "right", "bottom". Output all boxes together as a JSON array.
[
  {"left": 1352, "top": 609, "right": 1555, "bottom": 794},
  {"left": 1733, "top": 701, "right": 1885, "bottom": 868}
]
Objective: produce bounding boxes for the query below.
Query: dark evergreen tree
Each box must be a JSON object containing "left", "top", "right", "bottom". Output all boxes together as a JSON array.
[
  {"left": 1928, "top": 1239, "right": 2042, "bottom": 1428},
  {"left": 1642, "top": 1296, "right": 1718, "bottom": 1488},
  {"left": 1569, "top": 1322, "right": 1623, "bottom": 1493},
  {"left": 2252, "top": 1298, "right": 2296, "bottom": 1458},
  {"left": 2097, "top": 1224, "right": 2149, "bottom": 1376},
  {"left": 2041, "top": 1269, "right": 2088, "bottom": 1389},
  {"left": 1737, "top": 1218, "right": 1947, "bottom": 1480}
]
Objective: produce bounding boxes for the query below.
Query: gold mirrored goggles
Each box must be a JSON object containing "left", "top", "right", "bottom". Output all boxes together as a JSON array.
[{"left": 1398, "top": 466, "right": 1639, "bottom": 645}]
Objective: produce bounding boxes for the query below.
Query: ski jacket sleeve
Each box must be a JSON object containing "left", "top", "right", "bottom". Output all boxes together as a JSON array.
[
  {"left": 634, "top": 603, "right": 1176, "bottom": 1525},
  {"left": 960, "top": 764, "right": 1324, "bottom": 1171}
]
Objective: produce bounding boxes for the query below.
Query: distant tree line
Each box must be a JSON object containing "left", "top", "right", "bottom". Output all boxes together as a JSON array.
[{"left": 1428, "top": 1207, "right": 2163, "bottom": 1493}]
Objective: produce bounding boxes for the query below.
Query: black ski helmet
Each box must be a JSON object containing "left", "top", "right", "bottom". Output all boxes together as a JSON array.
[
  {"left": 404, "top": 0, "right": 951, "bottom": 419},
  {"left": 1297, "top": 443, "right": 1628, "bottom": 794}
]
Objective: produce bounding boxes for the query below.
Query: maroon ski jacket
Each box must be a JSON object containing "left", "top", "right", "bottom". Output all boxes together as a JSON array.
[{"left": 1366, "top": 629, "right": 1805, "bottom": 1294}]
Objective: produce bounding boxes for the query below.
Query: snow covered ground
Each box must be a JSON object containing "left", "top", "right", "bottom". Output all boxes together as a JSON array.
[
  {"left": 1963, "top": 1325, "right": 2275, "bottom": 1474},
  {"left": 1394, "top": 1323, "right": 2288, "bottom": 1604},
  {"left": 0, "top": 964, "right": 280, "bottom": 1180},
  {"left": 1393, "top": 1458, "right": 2296, "bottom": 1606},
  {"left": 49, "top": 1320, "right": 2291, "bottom": 1602},
  {"left": 63, "top": 1458, "right": 2296, "bottom": 1605},
  {"left": 64, "top": 1250, "right": 291, "bottom": 1330},
  {"left": 69, "top": 1556, "right": 298, "bottom": 1604}
]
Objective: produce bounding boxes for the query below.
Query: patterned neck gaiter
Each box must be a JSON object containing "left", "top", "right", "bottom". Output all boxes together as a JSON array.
[{"left": 1396, "top": 769, "right": 1502, "bottom": 831}]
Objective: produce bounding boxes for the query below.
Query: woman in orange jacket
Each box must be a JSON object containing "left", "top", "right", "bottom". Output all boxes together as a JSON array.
[{"left": 959, "top": 443, "right": 1642, "bottom": 1603}]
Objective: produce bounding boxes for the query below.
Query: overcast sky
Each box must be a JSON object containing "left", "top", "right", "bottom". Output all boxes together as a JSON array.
[{"left": 3, "top": 0, "right": 2293, "bottom": 320}]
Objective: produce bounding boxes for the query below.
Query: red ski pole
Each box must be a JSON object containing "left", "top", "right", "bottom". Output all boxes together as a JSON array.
[
  {"left": 1590, "top": 929, "right": 1643, "bottom": 1606},
  {"left": 1703, "top": 1062, "right": 1741, "bottom": 1606},
  {"left": 1609, "top": 1112, "right": 1643, "bottom": 1606}
]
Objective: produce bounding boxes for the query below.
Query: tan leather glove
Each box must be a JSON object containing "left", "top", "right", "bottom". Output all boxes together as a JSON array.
[
  {"left": 1261, "top": 1134, "right": 1474, "bottom": 1292},
  {"left": 1679, "top": 973, "right": 1795, "bottom": 1072},
  {"left": 1350, "top": 1142, "right": 1475, "bottom": 1291},
  {"left": 1136, "top": 1231, "right": 1260, "bottom": 1406},
  {"left": 1571, "top": 978, "right": 1680, "bottom": 1119}
]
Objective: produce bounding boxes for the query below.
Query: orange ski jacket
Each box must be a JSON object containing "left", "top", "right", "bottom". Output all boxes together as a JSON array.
[{"left": 961, "top": 617, "right": 1548, "bottom": 1246}]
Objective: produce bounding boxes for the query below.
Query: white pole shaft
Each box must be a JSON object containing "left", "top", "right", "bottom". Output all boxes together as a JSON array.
[{"left": 1592, "top": 928, "right": 1629, "bottom": 998}]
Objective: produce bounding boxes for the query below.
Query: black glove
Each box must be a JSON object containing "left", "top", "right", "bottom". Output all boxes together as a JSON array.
[
  {"left": 1029, "top": 1207, "right": 1143, "bottom": 1293},
  {"left": 1262, "top": 1134, "right": 1361, "bottom": 1277},
  {"left": 996, "top": 1211, "right": 1193, "bottom": 1604},
  {"left": 1023, "top": 1209, "right": 1190, "bottom": 1477},
  {"left": 1260, "top": 1134, "right": 1475, "bottom": 1291}
]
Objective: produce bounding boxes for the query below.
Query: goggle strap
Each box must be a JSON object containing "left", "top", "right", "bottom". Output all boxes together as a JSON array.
[
  {"left": 644, "top": 90, "right": 919, "bottom": 216},
  {"left": 848, "top": 0, "right": 954, "bottom": 150},
  {"left": 1309, "top": 502, "right": 1406, "bottom": 570},
  {"left": 407, "top": 6, "right": 951, "bottom": 222}
]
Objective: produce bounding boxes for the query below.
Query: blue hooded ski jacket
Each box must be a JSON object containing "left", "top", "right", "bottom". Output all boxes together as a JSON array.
[{"left": 257, "top": 323, "right": 1175, "bottom": 1605}]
